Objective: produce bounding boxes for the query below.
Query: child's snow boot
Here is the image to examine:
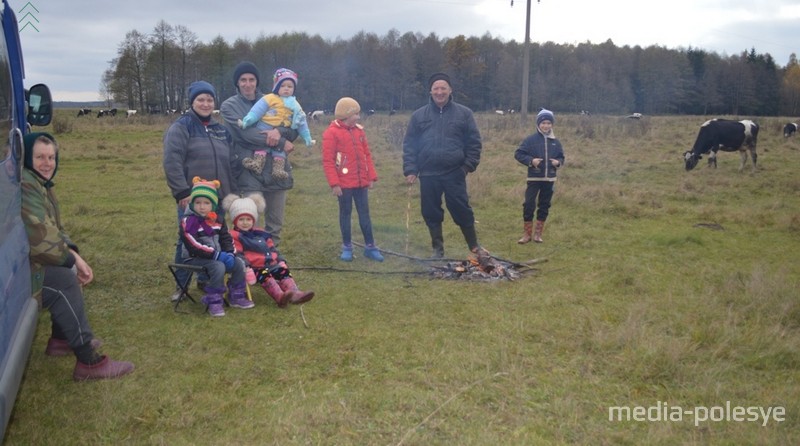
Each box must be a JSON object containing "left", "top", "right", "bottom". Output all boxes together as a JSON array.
[
  {"left": 228, "top": 282, "right": 254, "bottom": 309},
  {"left": 262, "top": 277, "right": 289, "bottom": 308},
  {"left": 271, "top": 157, "right": 289, "bottom": 180},
  {"left": 201, "top": 286, "right": 227, "bottom": 317},
  {"left": 279, "top": 277, "right": 315, "bottom": 305}
]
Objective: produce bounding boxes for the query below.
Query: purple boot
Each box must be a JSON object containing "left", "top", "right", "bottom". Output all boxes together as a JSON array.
[
  {"left": 228, "top": 282, "right": 254, "bottom": 309},
  {"left": 201, "top": 286, "right": 226, "bottom": 317}
]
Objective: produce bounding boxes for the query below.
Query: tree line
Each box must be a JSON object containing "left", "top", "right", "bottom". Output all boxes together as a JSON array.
[{"left": 102, "top": 20, "right": 800, "bottom": 117}]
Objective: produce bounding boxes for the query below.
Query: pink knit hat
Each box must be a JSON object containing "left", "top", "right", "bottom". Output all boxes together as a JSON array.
[{"left": 272, "top": 68, "right": 298, "bottom": 94}]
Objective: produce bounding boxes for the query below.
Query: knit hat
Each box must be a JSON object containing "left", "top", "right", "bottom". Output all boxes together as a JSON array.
[
  {"left": 428, "top": 72, "right": 451, "bottom": 89},
  {"left": 189, "top": 176, "right": 220, "bottom": 212},
  {"left": 221, "top": 192, "right": 266, "bottom": 227},
  {"left": 188, "top": 81, "right": 216, "bottom": 104},
  {"left": 23, "top": 132, "right": 58, "bottom": 183},
  {"left": 233, "top": 61, "right": 260, "bottom": 88},
  {"left": 228, "top": 197, "right": 258, "bottom": 227},
  {"left": 536, "top": 108, "right": 555, "bottom": 126},
  {"left": 272, "top": 68, "right": 298, "bottom": 94},
  {"left": 334, "top": 97, "right": 361, "bottom": 120}
]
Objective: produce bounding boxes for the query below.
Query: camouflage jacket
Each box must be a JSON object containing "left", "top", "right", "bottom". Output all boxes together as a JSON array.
[{"left": 21, "top": 168, "right": 77, "bottom": 303}]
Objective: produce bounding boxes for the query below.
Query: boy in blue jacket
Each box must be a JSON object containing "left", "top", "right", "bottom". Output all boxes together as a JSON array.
[{"left": 514, "top": 109, "right": 565, "bottom": 243}]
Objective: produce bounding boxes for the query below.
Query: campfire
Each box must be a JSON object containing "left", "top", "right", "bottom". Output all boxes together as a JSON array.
[
  {"left": 349, "top": 242, "right": 545, "bottom": 281},
  {"left": 429, "top": 249, "right": 542, "bottom": 281}
]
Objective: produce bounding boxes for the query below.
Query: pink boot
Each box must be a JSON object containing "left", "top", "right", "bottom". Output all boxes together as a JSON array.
[
  {"left": 73, "top": 355, "right": 135, "bottom": 381},
  {"left": 262, "top": 277, "right": 289, "bottom": 308},
  {"left": 279, "top": 277, "right": 315, "bottom": 305}
]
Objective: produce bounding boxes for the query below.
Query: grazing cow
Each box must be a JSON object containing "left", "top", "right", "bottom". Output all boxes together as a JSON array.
[
  {"left": 495, "top": 110, "right": 505, "bottom": 116},
  {"left": 683, "top": 119, "right": 759, "bottom": 172},
  {"left": 309, "top": 110, "right": 325, "bottom": 121},
  {"left": 783, "top": 122, "right": 797, "bottom": 138},
  {"left": 97, "top": 108, "right": 118, "bottom": 118},
  {"left": 126, "top": 109, "right": 137, "bottom": 118},
  {"left": 626, "top": 112, "right": 642, "bottom": 119},
  {"left": 76, "top": 108, "right": 92, "bottom": 117}
]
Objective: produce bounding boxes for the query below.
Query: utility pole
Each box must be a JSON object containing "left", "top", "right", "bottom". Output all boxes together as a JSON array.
[{"left": 521, "top": 0, "right": 532, "bottom": 122}]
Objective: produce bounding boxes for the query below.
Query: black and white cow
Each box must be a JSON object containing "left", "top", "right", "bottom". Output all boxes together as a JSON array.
[
  {"left": 683, "top": 119, "right": 759, "bottom": 172},
  {"left": 97, "top": 108, "right": 118, "bottom": 118},
  {"left": 76, "top": 108, "right": 92, "bottom": 117},
  {"left": 783, "top": 122, "right": 797, "bottom": 138}
]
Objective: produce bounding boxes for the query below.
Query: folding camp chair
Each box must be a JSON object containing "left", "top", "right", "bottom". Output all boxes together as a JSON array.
[{"left": 168, "top": 263, "right": 205, "bottom": 311}]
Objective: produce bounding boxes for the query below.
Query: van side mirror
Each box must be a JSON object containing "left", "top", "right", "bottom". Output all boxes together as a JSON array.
[{"left": 26, "top": 84, "right": 52, "bottom": 126}]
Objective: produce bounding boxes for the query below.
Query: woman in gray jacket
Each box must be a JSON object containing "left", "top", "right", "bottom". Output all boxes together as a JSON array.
[{"left": 163, "top": 81, "right": 235, "bottom": 299}]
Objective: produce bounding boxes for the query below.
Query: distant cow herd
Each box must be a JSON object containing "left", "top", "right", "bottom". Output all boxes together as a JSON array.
[{"left": 71, "top": 107, "right": 798, "bottom": 173}]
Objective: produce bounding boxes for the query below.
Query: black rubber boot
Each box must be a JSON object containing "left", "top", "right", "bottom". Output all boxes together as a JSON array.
[
  {"left": 460, "top": 225, "right": 480, "bottom": 251},
  {"left": 428, "top": 224, "right": 444, "bottom": 259}
]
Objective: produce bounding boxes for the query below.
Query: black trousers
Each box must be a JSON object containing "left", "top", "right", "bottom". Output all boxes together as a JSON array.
[
  {"left": 42, "top": 266, "right": 94, "bottom": 349},
  {"left": 522, "top": 181, "right": 555, "bottom": 222},
  {"left": 419, "top": 168, "right": 475, "bottom": 229}
]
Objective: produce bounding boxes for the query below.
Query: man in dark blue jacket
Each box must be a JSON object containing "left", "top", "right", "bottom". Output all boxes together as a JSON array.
[{"left": 403, "top": 73, "right": 482, "bottom": 258}]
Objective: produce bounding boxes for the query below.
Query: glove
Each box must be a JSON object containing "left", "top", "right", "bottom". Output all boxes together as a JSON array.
[
  {"left": 245, "top": 268, "right": 257, "bottom": 285},
  {"left": 256, "top": 268, "right": 270, "bottom": 284},
  {"left": 217, "top": 252, "right": 235, "bottom": 270}
]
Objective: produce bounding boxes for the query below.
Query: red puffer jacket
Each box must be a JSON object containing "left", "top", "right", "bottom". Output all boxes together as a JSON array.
[{"left": 322, "top": 120, "right": 378, "bottom": 189}]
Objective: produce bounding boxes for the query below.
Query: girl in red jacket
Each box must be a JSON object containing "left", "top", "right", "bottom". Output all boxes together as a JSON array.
[
  {"left": 322, "top": 97, "right": 384, "bottom": 262},
  {"left": 222, "top": 193, "right": 314, "bottom": 307}
]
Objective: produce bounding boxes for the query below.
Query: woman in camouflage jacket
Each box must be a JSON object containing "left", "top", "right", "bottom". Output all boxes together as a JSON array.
[{"left": 21, "top": 132, "right": 133, "bottom": 380}]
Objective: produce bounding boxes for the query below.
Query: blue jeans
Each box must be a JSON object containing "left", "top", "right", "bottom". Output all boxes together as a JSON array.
[{"left": 338, "top": 187, "right": 374, "bottom": 246}]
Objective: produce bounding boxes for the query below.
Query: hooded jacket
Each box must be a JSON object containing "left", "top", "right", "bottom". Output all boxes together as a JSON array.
[
  {"left": 514, "top": 130, "right": 565, "bottom": 181},
  {"left": 402, "top": 96, "right": 482, "bottom": 177},
  {"left": 321, "top": 120, "right": 378, "bottom": 189},
  {"left": 163, "top": 109, "right": 235, "bottom": 201},
  {"left": 230, "top": 227, "right": 285, "bottom": 271},
  {"left": 21, "top": 149, "right": 77, "bottom": 304}
]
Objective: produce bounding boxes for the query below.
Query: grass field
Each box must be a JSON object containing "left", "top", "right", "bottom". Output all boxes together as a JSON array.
[{"left": 4, "top": 111, "right": 799, "bottom": 445}]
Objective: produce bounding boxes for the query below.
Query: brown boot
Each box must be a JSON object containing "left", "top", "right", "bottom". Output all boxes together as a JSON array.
[
  {"left": 73, "top": 355, "right": 134, "bottom": 381},
  {"left": 262, "top": 277, "right": 289, "bottom": 308},
  {"left": 271, "top": 157, "right": 289, "bottom": 180},
  {"left": 517, "top": 221, "right": 533, "bottom": 244},
  {"left": 45, "top": 337, "right": 103, "bottom": 357},
  {"left": 533, "top": 220, "right": 545, "bottom": 243},
  {"left": 279, "top": 277, "right": 315, "bottom": 305}
]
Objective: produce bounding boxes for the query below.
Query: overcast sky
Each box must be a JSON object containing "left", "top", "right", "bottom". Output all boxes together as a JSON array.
[{"left": 14, "top": 0, "right": 800, "bottom": 102}]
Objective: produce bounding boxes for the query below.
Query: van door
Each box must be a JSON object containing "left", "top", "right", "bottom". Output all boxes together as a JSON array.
[{"left": 0, "top": 0, "right": 39, "bottom": 436}]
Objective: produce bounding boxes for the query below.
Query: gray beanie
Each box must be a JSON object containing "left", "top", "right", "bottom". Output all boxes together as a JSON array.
[{"left": 536, "top": 108, "right": 555, "bottom": 126}]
